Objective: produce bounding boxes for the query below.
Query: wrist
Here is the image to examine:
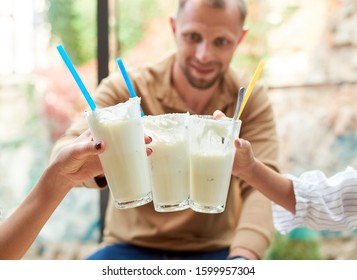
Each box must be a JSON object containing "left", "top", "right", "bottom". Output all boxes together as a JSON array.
[
  {"left": 41, "top": 166, "right": 72, "bottom": 194},
  {"left": 237, "top": 158, "right": 259, "bottom": 182}
]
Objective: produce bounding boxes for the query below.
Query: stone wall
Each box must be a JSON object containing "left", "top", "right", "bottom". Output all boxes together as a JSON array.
[{"left": 265, "top": 0, "right": 357, "bottom": 259}]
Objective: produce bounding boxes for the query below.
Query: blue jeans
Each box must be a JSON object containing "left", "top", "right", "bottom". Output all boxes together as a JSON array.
[{"left": 86, "top": 243, "right": 229, "bottom": 260}]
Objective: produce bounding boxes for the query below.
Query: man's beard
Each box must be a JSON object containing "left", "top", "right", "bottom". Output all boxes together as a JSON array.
[{"left": 181, "top": 64, "right": 223, "bottom": 90}]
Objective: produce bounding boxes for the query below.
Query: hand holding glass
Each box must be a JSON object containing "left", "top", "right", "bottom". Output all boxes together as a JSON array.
[{"left": 86, "top": 97, "right": 152, "bottom": 209}]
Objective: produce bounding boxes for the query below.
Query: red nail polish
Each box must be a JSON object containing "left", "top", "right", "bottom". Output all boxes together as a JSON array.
[{"left": 95, "top": 141, "right": 102, "bottom": 150}]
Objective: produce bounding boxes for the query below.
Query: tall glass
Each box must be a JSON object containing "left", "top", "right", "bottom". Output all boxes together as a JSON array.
[
  {"left": 188, "top": 115, "right": 241, "bottom": 214},
  {"left": 86, "top": 97, "right": 152, "bottom": 209},
  {"left": 142, "top": 113, "right": 190, "bottom": 212}
]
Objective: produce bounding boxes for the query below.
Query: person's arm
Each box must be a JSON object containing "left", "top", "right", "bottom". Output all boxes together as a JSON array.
[
  {"left": 0, "top": 131, "right": 105, "bottom": 259},
  {"left": 233, "top": 138, "right": 296, "bottom": 213},
  {"left": 274, "top": 167, "right": 357, "bottom": 233},
  {"left": 234, "top": 137, "right": 357, "bottom": 234},
  {"left": 0, "top": 130, "right": 153, "bottom": 260},
  {"left": 216, "top": 81, "right": 279, "bottom": 260}
]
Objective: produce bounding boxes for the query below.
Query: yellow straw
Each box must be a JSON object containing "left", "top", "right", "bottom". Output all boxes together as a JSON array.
[{"left": 238, "top": 60, "right": 265, "bottom": 119}]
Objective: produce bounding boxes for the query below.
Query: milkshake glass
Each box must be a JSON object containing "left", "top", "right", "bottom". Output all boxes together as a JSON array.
[
  {"left": 142, "top": 113, "right": 190, "bottom": 212},
  {"left": 188, "top": 115, "right": 241, "bottom": 214},
  {"left": 86, "top": 97, "right": 152, "bottom": 209}
]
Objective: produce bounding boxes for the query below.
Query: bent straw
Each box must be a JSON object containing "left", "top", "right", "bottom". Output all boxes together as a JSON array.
[
  {"left": 116, "top": 58, "right": 144, "bottom": 116},
  {"left": 237, "top": 60, "right": 265, "bottom": 119},
  {"left": 56, "top": 45, "right": 96, "bottom": 111}
]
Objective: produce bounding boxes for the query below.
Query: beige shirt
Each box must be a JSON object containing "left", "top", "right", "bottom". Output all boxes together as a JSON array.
[{"left": 52, "top": 54, "right": 279, "bottom": 258}]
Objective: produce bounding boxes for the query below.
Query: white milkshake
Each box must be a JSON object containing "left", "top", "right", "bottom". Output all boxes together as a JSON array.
[
  {"left": 188, "top": 115, "right": 241, "bottom": 213},
  {"left": 142, "top": 113, "right": 190, "bottom": 212},
  {"left": 86, "top": 97, "right": 152, "bottom": 209},
  {"left": 190, "top": 151, "right": 235, "bottom": 212}
]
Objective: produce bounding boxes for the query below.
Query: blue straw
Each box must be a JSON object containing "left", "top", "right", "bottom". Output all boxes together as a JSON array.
[
  {"left": 117, "top": 58, "right": 137, "bottom": 98},
  {"left": 116, "top": 58, "right": 144, "bottom": 116},
  {"left": 56, "top": 44, "right": 96, "bottom": 111}
]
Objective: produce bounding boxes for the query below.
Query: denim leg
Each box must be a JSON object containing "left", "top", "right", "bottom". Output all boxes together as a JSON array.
[
  {"left": 86, "top": 243, "right": 229, "bottom": 260},
  {"left": 165, "top": 248, "right": 229, "bottom": 260},
  {"left": 86, "top": 243, "right": 166, "bottom": 260}
]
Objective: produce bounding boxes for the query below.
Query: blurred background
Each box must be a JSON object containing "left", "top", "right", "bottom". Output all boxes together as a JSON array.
[{"left": 0, "top": 0, "right": 356, "bottom": 259}]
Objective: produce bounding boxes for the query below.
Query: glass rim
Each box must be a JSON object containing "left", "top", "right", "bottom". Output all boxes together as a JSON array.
[
  {"left": 190, "top": 114, "right": 242, "bottom": 124},
  {"left": 142, "top": 112, "right": 189, "bottom": 118}
]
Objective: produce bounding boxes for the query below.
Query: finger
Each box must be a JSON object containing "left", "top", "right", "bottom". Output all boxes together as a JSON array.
[
  {"left": 145, "top": 135, "right": 152, "bottom": 144},
  {"left": 146, "top": 148, "right": 153, "bottom": 156},
  {"left": 94, "top": 141, "right": 104, "bottom": 151},
  {"left": 235, "top": 138, "right": 251, "bottom": 152},
  {"left": 76, "top": 129, "right": 93, "bottom": 142},
  {"left": 234, "top": 138, "right": 243, "bottom": 149},
  {"left": 213, "top": 110, "right": 226, "bottom": 119},
  {"left": 70, "top": 140, "right": 105, "bottom": 160}
]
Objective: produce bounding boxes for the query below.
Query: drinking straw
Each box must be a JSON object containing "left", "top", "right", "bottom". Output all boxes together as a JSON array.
[
  {"left": 116, "top": 58, "right": 144, "bottom": 116},
  {"left": 56, "top": 44, "right": 96, "bottom": 111},
  {"left": 237, "top": 60, "right": 265, "bottom": 119}
]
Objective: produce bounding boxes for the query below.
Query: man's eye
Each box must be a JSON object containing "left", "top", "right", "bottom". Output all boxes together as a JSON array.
[
  {"left": 186, "top": 33, "right": 201, "bottom": 42},
  {"left": 214, "top": 38, "right": 229, "bottom": 47}
]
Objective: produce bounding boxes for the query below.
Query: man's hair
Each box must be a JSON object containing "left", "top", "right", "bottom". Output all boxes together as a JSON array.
[{"left": 176, "top": 0, "right": 247, "bottom": 24}]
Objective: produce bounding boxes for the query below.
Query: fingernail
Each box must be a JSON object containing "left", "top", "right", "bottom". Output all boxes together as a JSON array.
[
  {"left": 148, "top": 148, "right": 153, "bottom": 153},
  {"left": 95, "top": 141, "right": 102, "bottom": 150},
  {"left": 148, "top": 136, "right": 152, "bottom": 142}
]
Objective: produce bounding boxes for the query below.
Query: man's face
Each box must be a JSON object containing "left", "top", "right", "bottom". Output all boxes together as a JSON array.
[{"left": 171, "top": 0, "right": 245, "bottom": 90}]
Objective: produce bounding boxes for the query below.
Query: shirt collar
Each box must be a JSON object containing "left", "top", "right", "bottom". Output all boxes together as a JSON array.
[{"left": 155, "top": 53, "right": 236, "bottom": 115}]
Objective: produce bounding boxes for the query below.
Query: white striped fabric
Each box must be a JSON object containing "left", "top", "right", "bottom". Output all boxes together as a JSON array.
[{"left": 272, "top": 166, "right": 357, "bottom": 234}]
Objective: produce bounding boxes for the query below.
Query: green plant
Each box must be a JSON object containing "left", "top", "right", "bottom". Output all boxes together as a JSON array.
[
  {"left": 265, "top": 229, "right": 322, "bottom": 260},
  {"left": 47, "top": 0, "right": 163, "bottom": 64},
  {"left": 116, "top": 0, "right": 162, "bottom": 55},
  {"left": 47, "top": 0, "right": 96, "bottom": 65}
]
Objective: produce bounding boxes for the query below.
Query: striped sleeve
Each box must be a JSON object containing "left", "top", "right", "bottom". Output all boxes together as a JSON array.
[{"left": 272, "top": 167, "right": 357, "bottom": 234}]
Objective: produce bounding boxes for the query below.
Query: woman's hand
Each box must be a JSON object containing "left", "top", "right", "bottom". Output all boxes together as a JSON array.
[{"left": 50, "top": 130, "right": 106, "bottom": 189}]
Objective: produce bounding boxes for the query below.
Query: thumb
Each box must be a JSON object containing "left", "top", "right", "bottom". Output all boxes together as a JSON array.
[
  {"left": 213, "top": 110, "right": 226, "bottom": 119},
  {"left": 234, "top": 138, "right": 243, "bottom": 149},
  {"left": 234, "top": 138, "right": 252, "bottom": 154}
]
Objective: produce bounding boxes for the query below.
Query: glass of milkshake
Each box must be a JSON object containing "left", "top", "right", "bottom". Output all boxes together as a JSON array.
[
  {"left": 188, "top": 115, "right": 241, "bottom": 214},
  {"left": 142, "top": 113, "right": 190, "bottom": 212},
  {"left": 86, "top": 97, "right": 153, "bottom": 209}
]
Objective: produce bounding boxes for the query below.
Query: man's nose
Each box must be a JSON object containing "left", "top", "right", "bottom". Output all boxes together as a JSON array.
[{"left": 195, "top": 42, "right": 214, "bottom": 62}]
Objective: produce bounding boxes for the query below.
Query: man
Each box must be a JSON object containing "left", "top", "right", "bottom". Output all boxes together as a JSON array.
[{"left": 52, "top": 0, "right": 279, "bottom": 260}]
